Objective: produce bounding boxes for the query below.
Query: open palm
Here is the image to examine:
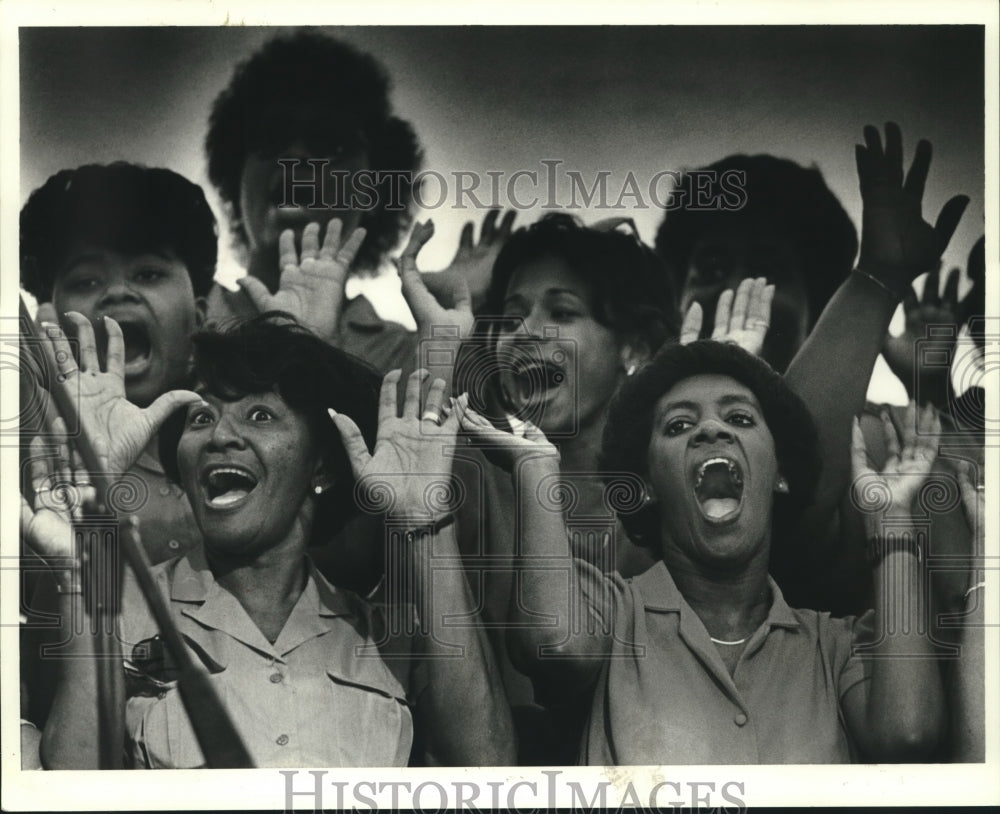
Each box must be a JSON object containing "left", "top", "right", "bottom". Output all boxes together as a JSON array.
[
  {"left": 237, "top": 219, "right": 366, "bottom": 342},
  {"left": 45, "top": 313, "right": 201, "bottom": 476}
]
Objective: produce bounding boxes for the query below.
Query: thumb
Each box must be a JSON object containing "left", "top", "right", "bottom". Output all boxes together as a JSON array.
[
  {"left": 328, "top": 408, "right": 372, "bottom": 480},
  {"left": 680, "top": 301, "right": 702, "bottom": 345},
  {"left": 236, "top": 275, "right": 273, "bottom": 314},
  {"left": 144, "top": 390, "right": 205, "bottom": 433}
]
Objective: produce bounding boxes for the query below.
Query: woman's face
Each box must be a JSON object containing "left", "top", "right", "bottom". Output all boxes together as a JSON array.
[
  {"left": 238, "top": 137, "right": 369, "bottom": 264},
  {"left": 495, "top": 255, "right": 629, "bottom": 436},
  {"left": 645, "top": 373, "right": 780, "bottom": 568},
  {"left": 176, "top": 388, "right": 323, "bottom": 557}
]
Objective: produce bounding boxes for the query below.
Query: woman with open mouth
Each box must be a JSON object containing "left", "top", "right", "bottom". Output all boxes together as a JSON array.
[
  {"left": 463, "top": 339, "right": 947, "bottom": 764},
  {"left": 22, "top": 312, "right": 513, "bottom": 769}
]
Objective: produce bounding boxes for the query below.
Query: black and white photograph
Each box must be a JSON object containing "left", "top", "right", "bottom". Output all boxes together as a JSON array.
[{"left": 2, "top": 1, "right": 997, "bottom": 809}]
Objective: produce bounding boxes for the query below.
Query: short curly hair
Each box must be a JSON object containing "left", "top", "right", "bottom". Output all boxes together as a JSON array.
[
  {"left": 600, "top": 340, "right": 820, "bottom": 550},
  {"left": 458, "top": 213, "right": 680, "bottom": 417},
  {"left": 20, "top": 162, "right": 218, "bottom": 302},
  {"left": 205, "top": 30, "right": 423, "bottom": 272},
  {"left": 158, "top": 313, "right": 381, "bottom": 543},
  {"left": 486, "top": 212, "right": 678, "bottom": 335},
  {"left": 654, "top": 154, "right": 858, "bottom": 325}
]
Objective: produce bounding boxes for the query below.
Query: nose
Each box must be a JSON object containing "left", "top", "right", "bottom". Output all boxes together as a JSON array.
[
  {"left": 207, "top": 413, "right": 246, "bottom": 451},
  {"left": 691, "top": 419, "right": 734, "bottom": 446},
  {"left": 97, "top": 275, "right": 141, "bottom": 307}
]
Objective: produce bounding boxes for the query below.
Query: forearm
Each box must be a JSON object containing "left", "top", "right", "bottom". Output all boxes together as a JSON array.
[
  {"left": 864, "top": 544, "right": 945, "bottom": 759},
  {"left": 786, "top": 272, "right": 896, "bottom": 523},
  {"left": 406, "top": 526, "right": 515, "bottom": 765},
  {"left": 506, "top": 457, "right": 610, "bottom": 672},
  {"left": 40, "top": 568, "right": 124, "bottom": 769},
  {"left": 949, "top": 581, "right": 985, "bottom": 761}
]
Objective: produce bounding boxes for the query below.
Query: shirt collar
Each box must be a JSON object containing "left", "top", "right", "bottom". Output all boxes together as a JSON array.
[
  {"left": 168, "top": 547, "right": 360, "bottom": 658},
  {"left": 635, "top": 559, "right": 801, "bottom": 631}
]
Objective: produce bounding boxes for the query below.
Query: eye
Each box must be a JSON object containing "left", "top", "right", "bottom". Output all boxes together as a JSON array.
[
  {"left": 550, "top": 307, "right": 580, "bottom": 321},
  {"left": 133, "top": 267, "right": 167, "bottom": 283},
  {"left": 188, "top": 407, "right": 215, "bottom": 427},
  {"left": 248, "top": 407, "right": 274, "bottom": 422},
  {"left": 726, "top": 411, "right": 756, "bottom": 428},
  {"left": 664, "top": 417, "right": 694, "bottom": 437},
  {"left": 66, "top": 276, "right": 101, "bottom": 292}
]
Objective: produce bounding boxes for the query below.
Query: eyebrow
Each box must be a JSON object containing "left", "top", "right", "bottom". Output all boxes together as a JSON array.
[
  {"left": 503, "top": 288, "right": 584, "bottom": 307},
  {"left": 658, "top": 393, "right": 760, "bottom": 415},
  {"left": 60, "top": 249, "right": 174, "bottom": 275}
]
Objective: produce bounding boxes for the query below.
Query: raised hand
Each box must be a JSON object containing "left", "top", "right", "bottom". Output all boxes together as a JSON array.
[
  {"left": 882, "top": 265, "right": 963, "bottom": 397},
  {"left": 20, "top": 415, "right": 100, "bottom": 568},
  {"left": 680, "top": 277, "right": 774, "bottom": 356},
  {"left": 855, "top": 122, "right": 969, "bottom": 298},
  {"left": 329, "top": 369, "right": 465, "bottom": 523},
  {"left": 398, "top": 220, "right": 474, "bottom": 339},
  {"left": 851, "top": 401, "right": 941, "bottom": 535},
  {"left": 459, "top": 404, "right": 559, "bottom": 473},
  {"left": 43, "top": 313, "right": 201, "bottom": 476},
  {"left": 237, "top": 219, "right": 366, "bottom": 342},
  {"left": 441, "top": 208, "right": 516, "bottom": 309}
]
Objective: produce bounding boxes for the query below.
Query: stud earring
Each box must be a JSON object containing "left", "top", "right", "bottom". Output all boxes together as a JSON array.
[
  {"left": 626, "top": 364, "right": 637, "bottom": 376},
  {"left": 314, "top": 485, "right": 325, "bottom": 496},
  {"left": 775, "top": 477, "right": 789, "bottom": 494}
]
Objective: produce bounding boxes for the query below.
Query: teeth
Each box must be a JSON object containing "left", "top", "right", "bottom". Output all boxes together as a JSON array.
[
  {"left": 206, "top": 467, "right": 257, "bottom": 486},
  {"left": 696, "top": 457, "right": 740, "bottom": 489}
]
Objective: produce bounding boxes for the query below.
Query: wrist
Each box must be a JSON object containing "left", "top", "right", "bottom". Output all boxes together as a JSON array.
[{"left": 852, "top": 266, "right": 905, "bottom": 302}]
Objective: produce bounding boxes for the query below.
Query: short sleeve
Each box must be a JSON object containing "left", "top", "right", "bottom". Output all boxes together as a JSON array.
[{"left": 837, "top": 608, "right": 876, "bottom": 699}]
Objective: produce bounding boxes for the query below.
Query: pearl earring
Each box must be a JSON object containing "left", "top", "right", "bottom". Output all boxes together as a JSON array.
[
  {"left": 626, "top": 364, "right": 637, "bottom": 376},
  {"left": 314, "top": 485, "right": 325, "bottom": 495},
  {"left": 775, "top": 477, "right": 789, "bottom": 494}
]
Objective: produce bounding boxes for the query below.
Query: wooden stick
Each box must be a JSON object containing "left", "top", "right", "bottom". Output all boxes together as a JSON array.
[{"left": 19, "top": 299, "right": 254, "bottom": 768}]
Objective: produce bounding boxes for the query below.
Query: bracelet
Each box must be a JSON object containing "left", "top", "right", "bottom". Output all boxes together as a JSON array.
[
  {"left": 397, "top": 513, "right": 456, "bottom": 544},
  {"left": 867, "top": 533, "right": 923, "bottom": 565},
  {"left": 964, "top": 581, "right": 986, "bottom": 601},
  {"left": 852, "top": 267, "right": 903, "bottom": 301}
]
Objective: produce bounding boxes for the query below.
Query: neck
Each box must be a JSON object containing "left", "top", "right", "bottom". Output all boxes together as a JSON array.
[
  {"left": 209, "top": 534, "right": 309, "bottom": 612},
  {"left": 555, "top": 412, "right": 606, "bottom": 473},
  {"left": 662, "top": 544, "right": 772, "bottom": 642}
]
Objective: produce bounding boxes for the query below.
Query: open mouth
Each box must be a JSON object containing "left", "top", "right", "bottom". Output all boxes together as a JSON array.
[
  {"left": 115, "top": 319, "right": 153, "bottom": 376},
  {"left": 500, "top": 359, "right": 565, "bottom": 410},
  {"left": 200, "top": 464, "right": 259, "bottom": 510},
  {"left": 693, "top": 457, "right": 744, "bottom": 523}
]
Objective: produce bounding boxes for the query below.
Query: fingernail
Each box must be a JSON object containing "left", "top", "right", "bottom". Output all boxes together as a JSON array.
[{"left": 327, "top": 408, "right": 337, "bottom": 419}]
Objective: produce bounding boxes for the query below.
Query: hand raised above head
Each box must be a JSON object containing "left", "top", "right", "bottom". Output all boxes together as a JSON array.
[
  {"left": 855, "top": 122, "right": 969, "bottom": 297},
  {"left": 441, "top": 208, "right": 516, "bottom": 309},
  {"left": 680, "top": 277, "right": 774, "bottom": 357},
  {"left": 398, "top": 220, "right": 475, "bottom": 339},
  {"left": 329, "top": 369, "right": 467, "bottom": 523},
  {"left": 237, "top": 218, "right": 366, "bottom": 342}
]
